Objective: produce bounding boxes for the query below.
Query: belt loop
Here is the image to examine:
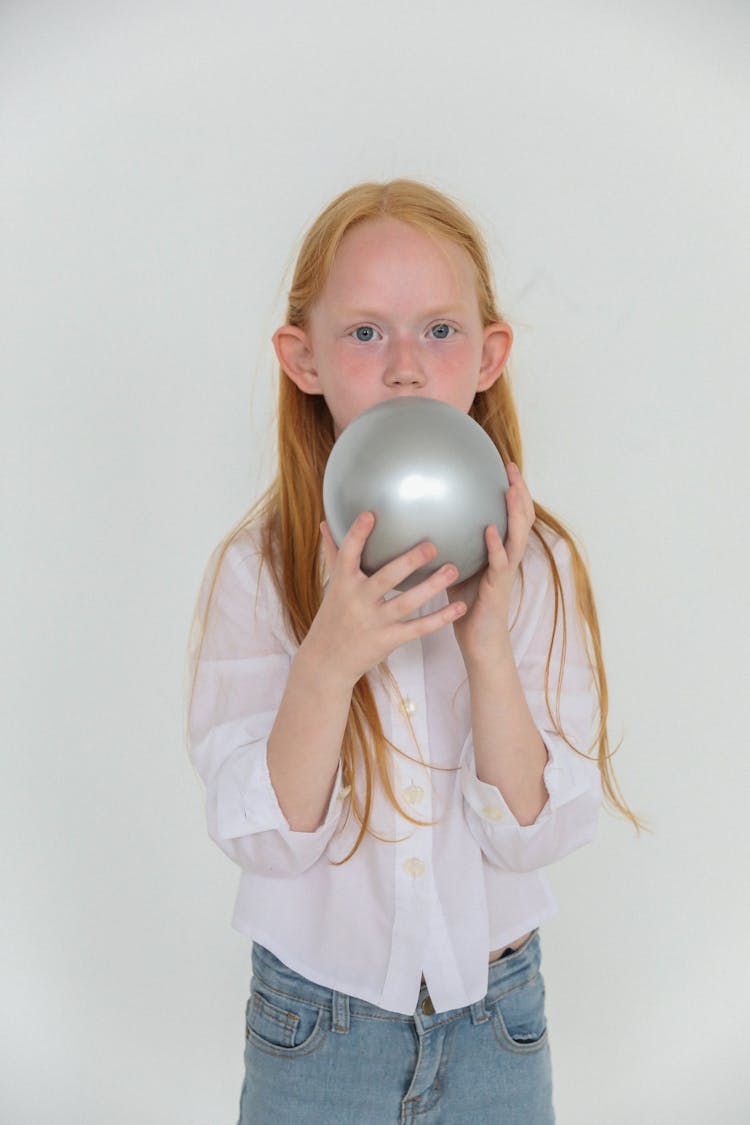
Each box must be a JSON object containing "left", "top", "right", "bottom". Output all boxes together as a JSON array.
[
  {"left": 470, "top": 999, "right": 488, "bottom": 1026},
  {"left": 331, "top": 990, "right": 350, "bottom": 1034}
]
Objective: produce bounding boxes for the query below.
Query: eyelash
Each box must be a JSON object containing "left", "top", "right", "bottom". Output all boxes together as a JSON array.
[{"left": 350, "top": 324, "right": 456, "bottom": 342}]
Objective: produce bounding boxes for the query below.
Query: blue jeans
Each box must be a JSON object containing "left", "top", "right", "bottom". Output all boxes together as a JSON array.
[{"left": 238, "top": 929, "right": 554, "bottom": 1124}]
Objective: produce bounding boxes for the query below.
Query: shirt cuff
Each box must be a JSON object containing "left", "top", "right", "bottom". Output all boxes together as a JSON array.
[
  {"left": 214, "top": 741, "right": 345, "bottom": 838},
  {"left": 205, "top": 742, "right": 348, "bottom": 877},
  {"left": 459, "top": 727, "right": 597, "bottom": 827},
  {"left": 270, "top": 752, "right": 348, "bottom": 837}
]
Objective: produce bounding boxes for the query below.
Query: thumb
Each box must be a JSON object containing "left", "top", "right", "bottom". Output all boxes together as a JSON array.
[{"left": 319, "top": 521, "right": 337, "bottom": 576}]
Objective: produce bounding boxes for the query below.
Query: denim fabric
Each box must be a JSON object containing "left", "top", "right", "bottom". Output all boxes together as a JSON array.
[{"left": 238, "top": 929, "right": 554, "bottom": 1124}]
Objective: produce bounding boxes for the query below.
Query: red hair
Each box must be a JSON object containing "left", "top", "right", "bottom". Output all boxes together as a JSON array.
[{"left": 187, "top": 179, "right": 649, "bottom": 863}]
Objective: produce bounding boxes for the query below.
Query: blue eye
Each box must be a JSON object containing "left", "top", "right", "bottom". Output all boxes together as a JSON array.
[
  {"left": 352, "top": 326, "right": 379, "bottom": 342},
  {"left": 430, "top": 323, "right": 454, "bottom": 339}
]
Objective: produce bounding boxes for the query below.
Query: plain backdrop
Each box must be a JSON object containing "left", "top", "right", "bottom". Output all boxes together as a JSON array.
[{"left": 3, "top": 1, "right": 749, "bottom": 1122}]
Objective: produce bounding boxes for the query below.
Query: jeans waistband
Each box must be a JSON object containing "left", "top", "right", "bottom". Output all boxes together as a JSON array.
[{"left": 250, "top": 928, "right": 541, "bottom": 1023}]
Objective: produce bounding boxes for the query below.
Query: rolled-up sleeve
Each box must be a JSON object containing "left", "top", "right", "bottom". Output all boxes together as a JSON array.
[
  {"left": 460, "top": 534, "right": 603, "bottom": 873},
  {"left": 186, "top": 533, "right": 347, "bottom": 876}
]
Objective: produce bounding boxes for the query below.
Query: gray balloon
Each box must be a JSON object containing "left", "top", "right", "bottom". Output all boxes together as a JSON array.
[{"left": 322, "top": 397, "right": 509, "bottom": 592}]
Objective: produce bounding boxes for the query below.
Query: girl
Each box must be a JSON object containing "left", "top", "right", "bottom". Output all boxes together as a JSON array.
[{"left": 186, "top": 179, "right": 645, "bottom": 1124}]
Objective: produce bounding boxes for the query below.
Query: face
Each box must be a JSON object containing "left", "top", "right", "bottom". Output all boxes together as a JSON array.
[{"left": 274, "top": 217, "right": 512, "bottom": 438}]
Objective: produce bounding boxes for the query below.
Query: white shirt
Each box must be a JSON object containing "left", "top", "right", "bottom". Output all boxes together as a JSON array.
[{"left": 187, "top": 522, "right": 602, "bottom": 1015}]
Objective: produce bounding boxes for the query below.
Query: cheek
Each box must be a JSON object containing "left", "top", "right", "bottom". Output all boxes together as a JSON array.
[
  {"left": 437, "top": 338, "right": 480, "bottom": 374},
  {"left": 331, "top": 343, "right": 379, "bottom": 379}
]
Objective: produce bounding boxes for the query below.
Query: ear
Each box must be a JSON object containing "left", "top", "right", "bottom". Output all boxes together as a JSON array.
[
  {"left": 476, "top": 322, "right": 513, "bottom": 392},
  {"left": 271, "top": 325, "right": 322, "bottom": 395}
]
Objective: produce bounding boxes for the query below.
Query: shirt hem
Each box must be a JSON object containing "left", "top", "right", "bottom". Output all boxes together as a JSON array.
[{"left": 230, "top": 902, "right": 561, "bottom": 1016}]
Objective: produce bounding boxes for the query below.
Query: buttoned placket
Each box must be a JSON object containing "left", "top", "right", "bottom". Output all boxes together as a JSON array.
[
  {"left": 379, "top": 626, "right": 435, "bottom": 1010},
  {"left": 391, "top": 648, "right": 431, "bottom": 885}
]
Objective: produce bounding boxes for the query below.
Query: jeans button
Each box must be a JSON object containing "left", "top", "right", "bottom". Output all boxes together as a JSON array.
[{"left": 421, "top": 995, "right": 435, "bottom": 1016}]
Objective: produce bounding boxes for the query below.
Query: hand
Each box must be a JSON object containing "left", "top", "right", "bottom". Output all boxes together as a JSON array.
[
  {"left": 447, "top": 463, "right": 536, "bottom": 665},
  {"left": 306, "top": 512, "right": 467, "bottom": 689}
]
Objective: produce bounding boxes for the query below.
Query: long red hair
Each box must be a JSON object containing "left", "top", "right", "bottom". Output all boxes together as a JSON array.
[{"left": 186, "top": 179, "right": 649, "bottom": 862}]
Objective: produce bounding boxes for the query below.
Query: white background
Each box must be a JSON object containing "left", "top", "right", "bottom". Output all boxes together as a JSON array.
[{"left": 3, "top": 1, "right": 749, "bottom": 1121}]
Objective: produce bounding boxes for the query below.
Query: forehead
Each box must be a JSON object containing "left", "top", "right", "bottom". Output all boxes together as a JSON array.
[{"left": 322, "top": 217, "right": 477, "bottom": 303}]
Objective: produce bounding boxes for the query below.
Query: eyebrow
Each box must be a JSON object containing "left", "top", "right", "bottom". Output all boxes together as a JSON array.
[{"left": 339, "top": 305, "right": 470, "bottom": 321}]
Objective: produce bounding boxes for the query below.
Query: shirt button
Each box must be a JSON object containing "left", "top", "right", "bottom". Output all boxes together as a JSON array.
[
  {"left": 482, "top": 804, "right": 505, "bottom": 821},
  {"left": 403, "top": 784, "right": 424, "bottom": 805},
  {"left": 401, "top": 697, "right": 417, "bottom": 716},
  {"left": 402, "top": 857, "right": 425, "bottom": 878}
]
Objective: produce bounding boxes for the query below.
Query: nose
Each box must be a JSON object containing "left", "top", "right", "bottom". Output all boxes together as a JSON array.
[{"left": 383, "top": 336, "right": 426, "bottom": 388}]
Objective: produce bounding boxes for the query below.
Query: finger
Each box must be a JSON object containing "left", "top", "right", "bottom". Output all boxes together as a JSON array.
[
  {"left": 381, "top": 557, "right": 465, "bottom": 623},
  {"left": 401, "top": 597, "right": 467, "bottom": 638},
  {"left": 367, "top": 538, "right": 439, "bottom": 600},
  {"left": 507, "top": 464, "right": 535, "bottom": 522},
  {"left": 487, "top": 522, "right": 507, "bottom": 559},
  {"left": 503, "top": 494, "right": 532, "bottom": 567},
  {"left": 480, "top": 524, "right": 509, "bottom": 580},
  {"left": 319, "top": 520, "right": 338, "bottom": 575},
  {"left": 335, "top": 510, "right": 376, "bottom": 573}
]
